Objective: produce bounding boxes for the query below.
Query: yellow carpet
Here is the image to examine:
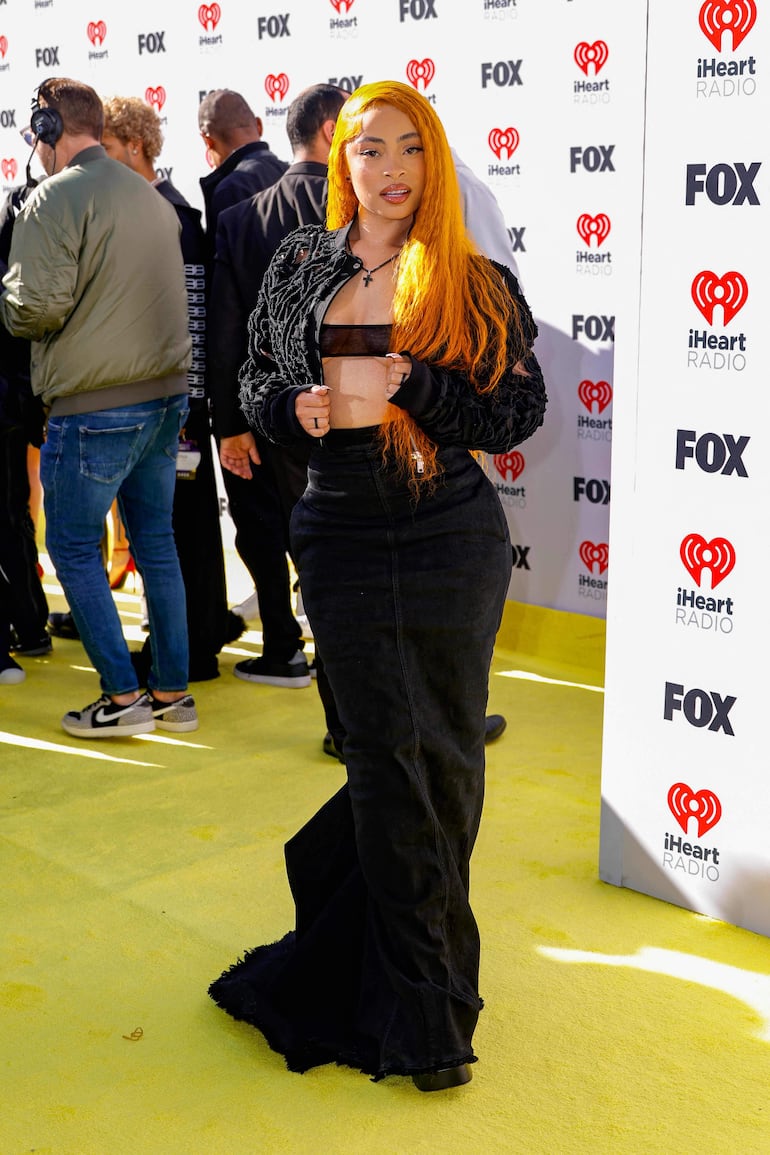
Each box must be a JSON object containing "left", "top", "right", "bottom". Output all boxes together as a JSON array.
[{"left": 2, "top": 575, "right": 770, "bottom": 1154}]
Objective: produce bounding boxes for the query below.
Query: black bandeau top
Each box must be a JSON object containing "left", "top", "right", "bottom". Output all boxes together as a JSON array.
[{"left": 320, "top": 323, "right": 392, "bottom": 357}]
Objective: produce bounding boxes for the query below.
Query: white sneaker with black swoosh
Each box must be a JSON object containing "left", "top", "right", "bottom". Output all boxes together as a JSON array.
[{"left": 61, "top": 693, "right": 156, "bottom": 738}]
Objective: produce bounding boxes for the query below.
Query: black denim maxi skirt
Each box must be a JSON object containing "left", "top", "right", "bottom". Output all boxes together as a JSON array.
[{"left": 209, "top": 429, "right": 513, "bottom": 1079}]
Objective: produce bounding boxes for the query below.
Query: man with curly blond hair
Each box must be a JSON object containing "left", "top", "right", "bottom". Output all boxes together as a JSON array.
[{"left": 101, "top": 94, "right": 244, "bottom": 683}]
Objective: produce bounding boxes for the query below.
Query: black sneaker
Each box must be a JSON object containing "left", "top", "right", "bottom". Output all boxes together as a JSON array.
[
  {"left": 61, "top": 693, "right": 155, "bottom": 738},
  {"left": 148, "top": 692, "right": 199, "bottom": 733},
  {"left": 234, "top": 651, "right": 311, "bottom": 688},
  {"left": 10, "top": 633, "right": 52, "bottom": 656},
  {"left": 47, "top": 612, "right": 80, "bottom": 640}
]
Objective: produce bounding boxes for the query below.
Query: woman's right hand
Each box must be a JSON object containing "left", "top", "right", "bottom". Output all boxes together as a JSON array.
[{"left": 296, "top": 385, "right": 331, "bottom": 437}]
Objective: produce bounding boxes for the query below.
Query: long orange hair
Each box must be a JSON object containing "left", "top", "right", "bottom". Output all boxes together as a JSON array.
[{"left": 326, "top": 80, "right": 526, "bottom": 484}]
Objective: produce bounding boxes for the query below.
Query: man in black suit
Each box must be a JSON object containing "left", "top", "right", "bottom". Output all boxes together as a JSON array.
[{"left": 207, "top": 84, "right": 347, "bottom": 690}]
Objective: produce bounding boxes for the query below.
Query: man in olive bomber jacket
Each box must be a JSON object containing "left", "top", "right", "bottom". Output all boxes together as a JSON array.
[{"left": 0, "top": 77, "right": 197, "bottom": 739}]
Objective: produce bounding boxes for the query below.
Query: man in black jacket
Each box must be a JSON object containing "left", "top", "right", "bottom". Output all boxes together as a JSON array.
[
  {"left": 210, "top": 84, "right": 346, "bottom": 511},
  {"left": 0, "top": 185, "right": 49, "bottom": 677},
  {"left": 198, "top": 89, "right": 287, "bottom": 260},
  {"left": 207, "top": 84, "right": 346, "bottom": 690}
]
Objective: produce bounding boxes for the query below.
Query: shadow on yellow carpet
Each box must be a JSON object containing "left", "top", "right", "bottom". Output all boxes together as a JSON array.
[{"left": 2, "top": 584, "right": 769, "bottom": 1154}]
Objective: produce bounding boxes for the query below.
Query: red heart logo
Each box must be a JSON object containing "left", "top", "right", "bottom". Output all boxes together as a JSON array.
[
  {"left": 579, "top": 541, "right": 608, "bottom": 574},
  {"left": 493, "top": 450, "right": 525, "bottom": 481},
  {"left": 1, "top": 158, "right": 17, "bottom": 181},
  {"left": 667, "top": 782, "right": 722, "bottom": 837},
  {"left": 699, "top": 0, "right": 756, "bottom": 52},
  {"left": 406, "top": 59, "right": 435, "bottom": 90},
  {"left": 691, "top": 270, "right": 748, "bottom": 326},
  {"left": 198, "top": 4, "right": 221, "bottom": 31},
  {"left": 680, "top": 534, "right": 735, "bottom": 588},
  {"left": 577, "top": 380, "right": 612, "bottom": 414},
  {"left": 265, "top": 73, "right": 290, "bottom": 102},
  {"left": 86, "top": 21, "right": 106, "bottom": 46},
  {"left": 574, "top": 40, "right": 609, "bottom": 75},
  {"left": 577, "top": 213, "right": 611, "bottom": 247},
  {"left": 488, "top": 128, "right": 520, "bottom": 161},
  {"left": 145, "top": 86, "right": 166, "bottom": 112}
]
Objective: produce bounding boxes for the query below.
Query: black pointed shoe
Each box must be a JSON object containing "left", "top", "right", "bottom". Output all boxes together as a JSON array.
[
  {"left": 412, "top": 1064, "right": 473, "bottom": 1092},
  {"left": 484, "top": 714, "right": 507, "bottom": 743}
]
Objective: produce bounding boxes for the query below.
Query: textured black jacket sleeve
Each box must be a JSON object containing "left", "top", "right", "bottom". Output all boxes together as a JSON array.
[{"left": 387, "top": 264, "right": 547, "bottom": 453}]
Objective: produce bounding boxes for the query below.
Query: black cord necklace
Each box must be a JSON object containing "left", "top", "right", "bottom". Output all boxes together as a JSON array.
[
  {"left": 359, "top": 252, "right": 399, "bottom": 287},
  {"left": 347, "top": 241, "right": 403, "bottom": 287}
]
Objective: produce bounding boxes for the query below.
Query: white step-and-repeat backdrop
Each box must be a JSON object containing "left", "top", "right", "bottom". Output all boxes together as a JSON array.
[
  {"left": 5, "top": 0, "right": 760, "bottom": 936},
  {"left": 599, "top": 0, "right": 770, "bottom": 937},
  {"left": 0, "top": 0, "right": 649, "bottom": 618}
]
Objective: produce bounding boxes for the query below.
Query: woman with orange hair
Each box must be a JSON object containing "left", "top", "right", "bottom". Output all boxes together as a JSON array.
[{"left": 209, "top": 81, "right": 546, "bottom": 1091}]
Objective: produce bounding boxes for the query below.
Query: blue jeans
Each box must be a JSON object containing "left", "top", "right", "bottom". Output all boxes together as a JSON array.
[{"left": 40, "top": 395, "right": 189, "bottom": 696}]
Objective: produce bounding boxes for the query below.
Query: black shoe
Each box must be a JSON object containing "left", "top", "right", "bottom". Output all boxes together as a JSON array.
[
  {"left": 234, "top": 651, "right": 311, "bottom": 688},
  {"left": 412, "top": 1064, "right": 473, "bottom": 1092},
  {"left": 484, "top": 714, "right": 507, "bottom": 743},
  {"left": 222, "top": 611, "right": 247, "bottom": 646},
  {"left": 10, "top": 632, "right": 53, "bottom": 656},
  {"left": 130, "top": 647, "right": 152, "bottom": 687},
  {"left": 322, "top": 732, "right": 344, "bottom": 763},
  {"left": 47, "top": 611, "right": 80, "bottom": 640},
  {"left": 188, "top": 660, "right": 220, "bottom": 682}
]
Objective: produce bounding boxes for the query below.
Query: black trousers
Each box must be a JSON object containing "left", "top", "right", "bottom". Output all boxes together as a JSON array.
[
  {"left": 0, "top": 423, "right": 48, "bottom": 646},
  {"left": 210, "top": 433, "right": 512, "bottom": 1078},
  {"left": 219, "top": 434, "right": 302, "bottom": 663}
]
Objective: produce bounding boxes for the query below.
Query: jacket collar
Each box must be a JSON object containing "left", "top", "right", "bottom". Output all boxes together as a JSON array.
[
  {"left": 200, "top": 140, "right": 273, "bottom": 190},
  {"left": 329, "top": 218, "right": 356, "bottom": 254},
  {"left": 67, "top": 144, "right": 107, "bottom": 167},
  {"left": 284, "top": 161, "right": 328, "bottom": 178}
]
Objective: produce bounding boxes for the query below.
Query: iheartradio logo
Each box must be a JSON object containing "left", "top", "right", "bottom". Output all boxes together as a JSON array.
[
  {"left": 87, "top": 21, "right": 106, "bottom": 47},
  {"left": 668, "top": 782, "right": 722, "bottom": 837},
  {"left": 691, "top": 270, "right": 748, "bottom": 327},
  {"left": 488, "top": 128, "right": 519, "bottom": 160},
  {"left": 578, "top": 380, "right": 613, "bottom": 414},
  {"left": 0, "top": 36, "right": 7, "bottom": 59},
  {"left": 577, "top": 213, "right": 611, "bottom": 247},
  {"left": 493, "top": 450, "right": 525, "bottom": 481},
  {"left": 198, "top": 3, "right": 221, "bottom": 30},
  {"left": 579, "top": 541, "right": 608, "bottom": 574},
  {"left": 1, "top": 158, "right": 17, "bottom": 181},
  {"left": 145, "top": 87, "right": 166, "bottom": 113},
  {"left": 699, "top": 0, "right": 756, "bottom": 52},
  {"left": 574, "top": 40, "right": 609, "bottom": 76},
  {"left": 330, "top": 0, "right": 356, "bottom": 10},
  {"left": 265, "top": 73, "right": 290, "bottom": 102},
  {"left": 406, "top": 59, "right": 435, "bottom": 91},
  {"left": 680, "top": 534, "right": 735, "bottom": 588}
]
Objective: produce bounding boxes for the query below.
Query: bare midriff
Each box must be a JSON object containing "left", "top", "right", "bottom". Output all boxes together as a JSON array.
[{"left": 322, "top": 353, "right": 392, "bottom": 428}]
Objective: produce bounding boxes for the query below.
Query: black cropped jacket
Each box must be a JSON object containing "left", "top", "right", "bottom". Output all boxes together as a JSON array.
[{"left": 238, "top": 222, "right": 547, "bottom": 454}]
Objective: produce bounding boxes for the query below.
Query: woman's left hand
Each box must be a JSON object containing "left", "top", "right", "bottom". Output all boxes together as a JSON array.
[{"left": 385, "top": 353, "right": 412, "bottom": 397}]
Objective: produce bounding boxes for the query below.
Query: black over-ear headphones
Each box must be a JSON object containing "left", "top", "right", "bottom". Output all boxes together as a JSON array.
[{"left": 30, "top": 85, "right": 63, "bottom": 146}]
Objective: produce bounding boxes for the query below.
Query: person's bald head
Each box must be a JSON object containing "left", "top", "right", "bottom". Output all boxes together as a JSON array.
[{"left": 198, "top": 89, "right": 263, "bottom": 166}]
